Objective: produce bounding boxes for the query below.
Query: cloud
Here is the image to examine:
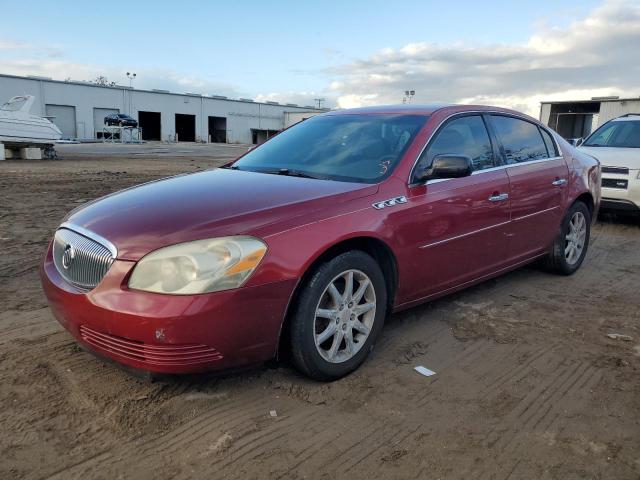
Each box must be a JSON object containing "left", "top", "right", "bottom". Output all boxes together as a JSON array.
[
  {"left": 0, "top": 57, "right": 244, "bottom": 99},
  {"left": 254, "top": 91, "right": 331, "bottom": 108},
  {"left": 0, "top": 0, "right": 637, "bottom": 114},
  {"left": 327, "top": 0, "right": 640, "bottom": 115},
  {"left": 0, "top": 39, "right": 30, "bottom": 49}
]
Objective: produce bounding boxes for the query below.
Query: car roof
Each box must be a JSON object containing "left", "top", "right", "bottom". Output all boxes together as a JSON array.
[
  {"left": 321, "top": 104, "right": 532, "bottom": 118},
  {"left": 323, "top": 104, "right": 450, "bottom": 115},
  {"left": 611, "top": 115, "right": 640, "bottom": 122}
]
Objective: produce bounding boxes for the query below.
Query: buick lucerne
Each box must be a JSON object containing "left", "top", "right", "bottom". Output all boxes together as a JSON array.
[{"left": 41, "top": 105, "right": 601, "bottom": 380}]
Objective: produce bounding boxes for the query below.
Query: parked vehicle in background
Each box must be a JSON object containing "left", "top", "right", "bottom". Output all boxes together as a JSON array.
[
  {"left": 41, "top": 105, "right": 600, "bottom": 381},
  {"left": 0, "top": 95, "right": 62, "bottom": 145},
  {"left": 104, "top": 113, "right": 138, "bottom": 127},
  {"left": 578, "top": 114, "right": 640, "bottom": 213}
]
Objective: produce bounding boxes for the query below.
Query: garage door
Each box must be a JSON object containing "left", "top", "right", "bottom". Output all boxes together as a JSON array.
[
  {"left": 94, "top": 108, "right": 119, "bottom": 138},
  {"left": 45, "top": 104, "right": 77, "bottom": 139}
]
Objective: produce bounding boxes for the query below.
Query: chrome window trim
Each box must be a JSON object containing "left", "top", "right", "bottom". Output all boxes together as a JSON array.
[
  {"left": 409, "top": 110, "right": 564, "bottom": 187},
  {"left": 60, "top": 222, "right": 118, "bottom": 258},
  {"left": 424, "top": 156, "right": 564, "bottom": 185}
]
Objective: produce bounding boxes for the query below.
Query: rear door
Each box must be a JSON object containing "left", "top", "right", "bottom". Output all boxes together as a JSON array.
[
  {"left": 489, "top": 115, "right": 569, "bottom": 262},
  {"left": 398, "top": 114, "right": 511, "bottom": 302}
]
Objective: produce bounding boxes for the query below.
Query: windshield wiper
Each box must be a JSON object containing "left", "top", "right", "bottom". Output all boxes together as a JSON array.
[
  {"left": 275, "top": 168, "right": 327, "bottom": 179},
  {"left": 228, "top": 166, "right": 328, "bottom": 180},
  {"left": 253, "top": 168, "right": 328, "bottom": 180}
]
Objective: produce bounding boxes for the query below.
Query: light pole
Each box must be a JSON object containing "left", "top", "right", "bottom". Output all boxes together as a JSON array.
[
  {"left": 403, "top": 90, "right": 415, "bottom": 104},
  {"left": 126, "top": 72, "right": 137, "bottom": 88},
  {"left": 126, "top": 72, "right": 136, "bottom": 115},
  {"left": 314, "top": 98, "right": 325, "bottom": 109}
]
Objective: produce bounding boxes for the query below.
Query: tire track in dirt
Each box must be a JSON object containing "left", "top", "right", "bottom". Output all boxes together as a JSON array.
[
  {"left": 193, "top": 409, "right": 322, "bottom": 478},
  {"left": 220, "top": 415, "right": 336, "bottom": 480},
  {"left": 45, "top": 394, "right": 270, "bottom": 479},
  {"left": 270, "top": 424, "right": 388, "bottom": 480},
  {"left": 480, "top": 342, "right": 559, "bottom": 397},
  {"left": 340, "top": 422, "right": 423, "bottom": 475},
  {"left": 475, "top": 360, "right": 602, "bottom": 480}
]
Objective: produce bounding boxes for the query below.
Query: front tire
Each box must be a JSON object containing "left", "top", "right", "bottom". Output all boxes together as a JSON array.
[
  {"left": 289, "top": 251, "right": 387, "bottom": 381},
  {"left": 546, "top": 201, "right": 591, "bottom": 275}
]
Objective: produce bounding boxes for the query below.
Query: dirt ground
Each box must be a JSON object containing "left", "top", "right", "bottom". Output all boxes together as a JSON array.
[{"left": 1, "top": 143, "right": 639, "bottom": 480}]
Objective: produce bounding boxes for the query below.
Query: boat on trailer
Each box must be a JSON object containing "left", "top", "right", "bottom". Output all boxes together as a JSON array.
[{"left": 0, "top": 95, "right": 62, "bottom": 147}]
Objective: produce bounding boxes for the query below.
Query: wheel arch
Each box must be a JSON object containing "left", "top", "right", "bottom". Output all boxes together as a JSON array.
[
  {"left": 573, "top": 191, "right": 595, "bottom": 217},
  {"left": 275, "top": 235, "right": 398, "bottom": 359}
]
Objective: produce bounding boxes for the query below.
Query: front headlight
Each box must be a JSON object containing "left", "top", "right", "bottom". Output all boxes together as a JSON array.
[{"left": 128, "top": 236, "right": 267, "bottom": 294}]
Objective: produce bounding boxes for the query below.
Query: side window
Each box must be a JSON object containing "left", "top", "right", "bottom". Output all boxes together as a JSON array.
[
  {"left": 419, "top": 115, "right": 494, "bottom": 174},
  {"left": 539, "top": 128, "right": 558, "bottom": 157},
  {"left": 491, "top": 115, "right": 548, "bottom": 164}
]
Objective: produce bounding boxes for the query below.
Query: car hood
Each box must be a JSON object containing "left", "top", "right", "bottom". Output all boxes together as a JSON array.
[
  {"left": 578, "top": 146, "right": 640, "bottom": 170},
  {"left": 66, "top": 168, "right": 378, "bottom": 260}
]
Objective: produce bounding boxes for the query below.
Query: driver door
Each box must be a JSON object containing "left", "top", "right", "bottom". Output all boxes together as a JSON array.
[{"left": 396, "top": 114, "right": 512, "bottom": 303}]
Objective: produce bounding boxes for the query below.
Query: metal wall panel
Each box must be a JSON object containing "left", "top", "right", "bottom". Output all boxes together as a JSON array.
[{"left": 45, "top": 104, "right": 77, "bottom": 139}]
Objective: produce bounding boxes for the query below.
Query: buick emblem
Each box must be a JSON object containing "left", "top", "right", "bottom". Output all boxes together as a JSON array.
[{"left": 62, "top": 244, "right": 76, "bottom": 269}]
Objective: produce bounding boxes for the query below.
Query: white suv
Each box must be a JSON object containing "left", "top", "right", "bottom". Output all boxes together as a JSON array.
[{"left": 578, "top": 114, "right": 640, "bottom": 213}]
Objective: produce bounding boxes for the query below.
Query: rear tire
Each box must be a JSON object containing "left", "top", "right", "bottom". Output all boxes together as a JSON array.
[
  {"left": 545, "top": 201, "right": 591, "bottom": 275},
  {"left": 289, "top": 250, "right": 387, "bottom": 381}
]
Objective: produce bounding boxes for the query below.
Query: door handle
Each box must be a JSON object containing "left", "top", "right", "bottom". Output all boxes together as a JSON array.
[
  {"left": 552, "top": 178, "right": 567, "bottom": 186},
  {"left": 488, "top": 193, "right": 509, "bottom": 202}
]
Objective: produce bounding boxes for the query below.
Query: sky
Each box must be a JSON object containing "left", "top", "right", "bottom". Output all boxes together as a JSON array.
[{"left": 0, "top": 0, "right": 638, "bottom": 115}]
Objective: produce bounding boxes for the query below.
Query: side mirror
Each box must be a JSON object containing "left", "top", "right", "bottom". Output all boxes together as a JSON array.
[
  {"left": 414, "top": 154, "right": 473, "bottom": 183},
  {"left": 570, "top": 138, "right": 583, "bottom": 147}
]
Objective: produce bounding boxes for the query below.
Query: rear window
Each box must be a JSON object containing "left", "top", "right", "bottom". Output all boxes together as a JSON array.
[{"left": 491, "top": 115, "right": 548, "bottom": 164}]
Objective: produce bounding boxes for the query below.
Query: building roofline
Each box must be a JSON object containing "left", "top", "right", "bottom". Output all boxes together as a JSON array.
[
  {"left": 540, "top": 97, "right": 640, "bottom": 105},
  {"left": 0, "top": 72, "right": 326, "bottom": 111}
]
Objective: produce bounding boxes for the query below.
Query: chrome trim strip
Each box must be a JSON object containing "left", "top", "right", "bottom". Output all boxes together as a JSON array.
[
  {"left": 418, "top": 220, "right": 511, "bottom": 249},
  {"left": 60, "top": 221, "right": 118, "bottom": 257},
  {"left": 410, "top": 109, "right": 564, "bottom": 187},
  {"left": 512, "top": 205, "right": 559, "bottom": 222}
]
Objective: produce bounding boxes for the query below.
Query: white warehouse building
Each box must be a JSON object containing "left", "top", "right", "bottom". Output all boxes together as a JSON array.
[
  {"left": 540, "top": 96, "right": 640, "bottom": 140},
  {"left": 0, "top": 73, "right": 325, "bottom": 144}
]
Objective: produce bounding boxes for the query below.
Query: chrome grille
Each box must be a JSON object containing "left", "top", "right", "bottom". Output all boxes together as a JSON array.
[
  {"left": 602, "top": 166, "right": 629, "bottom": 175},
  {"left": 53, "top": 227, "right": 115, "bottom": 290}
]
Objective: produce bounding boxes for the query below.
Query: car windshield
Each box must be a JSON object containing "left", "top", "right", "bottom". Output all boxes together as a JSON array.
[
  {"left": 232, "top": 114, "right": 428, "bottom": 183},
  {"left": 583, "top": 119, "right": 640, "bottom": 148}
]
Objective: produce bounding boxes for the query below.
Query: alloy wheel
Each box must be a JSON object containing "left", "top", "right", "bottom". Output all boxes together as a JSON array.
[
  {"left": 565, "top": 211, "right": 587, "bottom": 265},
  {"left": 313, "top": 269, "right": 376, "bottom": 363}
]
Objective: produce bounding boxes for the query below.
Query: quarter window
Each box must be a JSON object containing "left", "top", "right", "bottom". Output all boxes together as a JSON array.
[
  {"left": 540, "top": 128, "right": 558, "bottom": 157},
  {"left": 418, "top": 115, "right": 494, "bottom": 176},
  {"left": 491, "top": 116, "right": 548, "bottom": 164}
]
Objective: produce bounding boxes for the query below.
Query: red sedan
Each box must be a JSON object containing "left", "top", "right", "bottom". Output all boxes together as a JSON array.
[{"left": 41, "top": 105, "right": 601, "bottom": 380}]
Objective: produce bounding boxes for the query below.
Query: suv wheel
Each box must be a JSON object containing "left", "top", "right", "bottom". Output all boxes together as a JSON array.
[
  {"left": 546, "top": 201, "right": 591, "bottom": 275},
  {"left": 289, "top": 250, "right": 387, "bottom": 381}
]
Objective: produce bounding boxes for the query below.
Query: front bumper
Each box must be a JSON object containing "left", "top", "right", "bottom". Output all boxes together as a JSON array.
[
  {"left": 600, "top": 171, "right": 640, "bottom": 212},
  {"left": 41, "top": 244, "right": 296, "bottom": 374},
  {"left": 600, "top": 198, "right": 640, "bottom": 212}
]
